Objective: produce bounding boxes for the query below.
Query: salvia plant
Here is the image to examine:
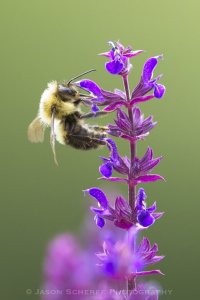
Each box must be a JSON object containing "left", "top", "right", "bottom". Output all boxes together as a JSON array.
[{"left": 42, "top": 41, "right": 166, "bottom": 300}]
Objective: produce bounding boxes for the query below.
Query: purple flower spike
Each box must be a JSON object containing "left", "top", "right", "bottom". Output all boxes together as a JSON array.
[
  {"left": 33, "top": 41, "right": 167, "bottom": 296},
  {"left": 136, "top": 188, "right": 163, "bottom": 228},
  {"left": 131, "top": 55, "right": 166, "bottom": 102},
  {"left": 100, "top": 41, "right": 144, "bottom": 76}
]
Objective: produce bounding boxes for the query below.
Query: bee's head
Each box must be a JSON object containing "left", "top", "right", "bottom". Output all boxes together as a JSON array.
[
  {"left": 57, "top": 69, "right": 96, "bottom": 106},
  {"left": 58, "top": 84, "right": 81, "bottom": 106}
]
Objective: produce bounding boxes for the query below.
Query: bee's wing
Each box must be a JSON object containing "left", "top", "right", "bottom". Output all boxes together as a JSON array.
[{"left": 27, "top": 116, "right": 45, "bottom": 143}]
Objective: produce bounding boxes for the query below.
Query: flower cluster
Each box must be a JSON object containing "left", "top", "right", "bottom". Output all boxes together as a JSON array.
[
  {"left": 42, "top": 224, "right": 161, "bottom": 300},
  {"left": 80, "top": 41, "right": 166, "bottom": 296},
  {"left": 84, "top": 187, "right": 163, "bottom": 230},
  {"left": 75, "top": 51, "right": 165, "bottom": 113},
  {"left": 108, "top": 107, "right": 157, "bottom": 141},
  {"left": 97, "top": 234, "right": 164, "bottom": 279}
]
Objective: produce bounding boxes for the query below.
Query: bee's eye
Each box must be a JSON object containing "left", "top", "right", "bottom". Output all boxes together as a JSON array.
[{"left": 58, "top": 86, "right": 77, "bottom": 101}]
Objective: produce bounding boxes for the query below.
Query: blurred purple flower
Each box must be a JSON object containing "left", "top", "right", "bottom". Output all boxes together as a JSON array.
[
  {"left": 108, "top": 107, "right": 157, "bottom": 141},
  {"left": 97, "top": 232, "right": 164, "bottom": 280},
  {"left": 100, "top": 41, "right": 144, "bottom": 76},
  {"left": 131, "top": 56, "right": 166, "bottom": 104},
  {"left": 134, "top": 237, "right": 164, "bottom": 273},
  {"left": 42, "top": 234, "right": 91, "bottom": 300}
]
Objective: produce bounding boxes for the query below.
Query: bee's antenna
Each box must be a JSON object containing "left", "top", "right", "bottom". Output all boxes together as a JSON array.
[{"left": 68, "top": 69, "right": 96, "bottom": 84}]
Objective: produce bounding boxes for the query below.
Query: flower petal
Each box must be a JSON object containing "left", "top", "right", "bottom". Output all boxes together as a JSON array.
[
  {"left": 130, "top": 94, "right": 155, "bottom": 105},
  {"left": 105, "top": 138, "right": 119, "bottom": 160},
  {"left": 99, "top": 162, "right": 113, "bottom": 178},
  {"left": 124, "top": 49, "right": 144, "bottom": 58},
  {"left": 154, "top": 83, "right": 166, "bottom": 98},
  {"left": 137, "top": 210, "right": 155, "bottom": 227},
  {"left": 142, "top": 57, "right": 158, "bottom": 82},
  {"left": 131, "top": 270, "right": 164, "bottom": 277},
  {"left": 105, "top": 60, "right": 124, "bottom": 74},
  {"left": 153, "top": 212, "right": 164, "bottom": 220},
  {"left": 135, "top": 174, "right": 165, "bottom": 183},
  {"left": 138, "top": 237, "right": 151, "bottom": 253},
  {"left": 99, "top": 177, "right": 128, "bottom": 183},
  {"left": 94, "top": 215, "right": 105, "bottom": 228},
  {"left": 137, "top": 188, "right": 147, "bottom": 207},
  {"left": 78, "top": 79, "right": 102, "bottom": 96},
  {"left": 114, "top": 89, "right": 126, "bottom": 98},
  {"left": 90, "top": 207, "right": 104, "bottom": 214},
  {"left": 142, "top": 55, "right": 163, "bottom": 82},
  {"left": 85, "top": 188, "right": 108, "bottom": 209},
  {"left": 115, "top": 196, "right": 130, "bottom": 213},
  {"left": 103, "top": 101, "right": 126, "bottom": 111},
  {"left": 147, "top": 202, "right": 157, "bottom": 213},
  {"left": 98, "top": 51, "right": 111, "bottom": 58}
]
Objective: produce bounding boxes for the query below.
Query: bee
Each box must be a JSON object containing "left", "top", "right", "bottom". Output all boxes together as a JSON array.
[{"left": 28, "top": 70, "right": 108, "bottom": 165}]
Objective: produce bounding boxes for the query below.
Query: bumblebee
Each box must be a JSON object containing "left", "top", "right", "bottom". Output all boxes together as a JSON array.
[{"left": 28, "top": 70, "right": 108, "bottom": 164}]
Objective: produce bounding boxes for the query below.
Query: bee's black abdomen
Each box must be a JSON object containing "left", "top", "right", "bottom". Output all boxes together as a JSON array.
[
  {"left": 63, "top": 112, "right": 107, "bottom": 150},
  {"left": 66, "top": 126, "right": 106, "bottom": 150}
]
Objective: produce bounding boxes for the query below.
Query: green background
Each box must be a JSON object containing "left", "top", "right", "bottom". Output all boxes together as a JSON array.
[{"left": 0, "top": 0, "right": 199, "bottom": 299}]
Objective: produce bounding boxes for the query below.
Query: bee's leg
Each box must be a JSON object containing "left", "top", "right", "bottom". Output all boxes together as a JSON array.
[
  {"left": 67, "top": 134, "right": 106, "bottom": 150},
  {"left": 80, "top": 111, "right": 108, "bottom": 119},
  {"left": 88, "top": 125, "right": 108, "bottom": 131}
]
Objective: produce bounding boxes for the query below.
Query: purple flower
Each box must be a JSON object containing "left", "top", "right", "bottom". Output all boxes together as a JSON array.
[
  {"left": 75, "top": 79, "right": 126, "bottom": 111},
  {"left": 99, "top": 139, "right": 163, "bottom": 185},
  {"left": 100, "top": 41, "right": 144, "bottom": 76},
  {"left": 136, "top": 188, "right": 164, "bottom": 228},
  {"left": 99, "top": 138, "right": 129, "bottom": 178},
  {"left": 84, "top": 187, "right": 136, "bottom": 230},
  {"left": 42, "top": 234, "right": 88, "bottom": 300},
  {"left": 135, "top": 237, "right": 164, "bottom": 272},
  {"left": 131, "top": 56, "right": 166, "bottom": 103},
  {"left": 108, "top": 107, "right": 157, "bottom": 141},
  {"left": 134, "top": 147, "right": 164, "bottom": 184}
]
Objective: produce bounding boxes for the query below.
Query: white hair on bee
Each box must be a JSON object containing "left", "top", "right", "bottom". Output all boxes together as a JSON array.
[{"left": 39, "top": 81, "right": 58, "bottom": 125}]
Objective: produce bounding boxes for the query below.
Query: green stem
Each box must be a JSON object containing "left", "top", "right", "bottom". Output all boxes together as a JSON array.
[{"left": 123, "top": 76, "right": 137, "bottom": 294}]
